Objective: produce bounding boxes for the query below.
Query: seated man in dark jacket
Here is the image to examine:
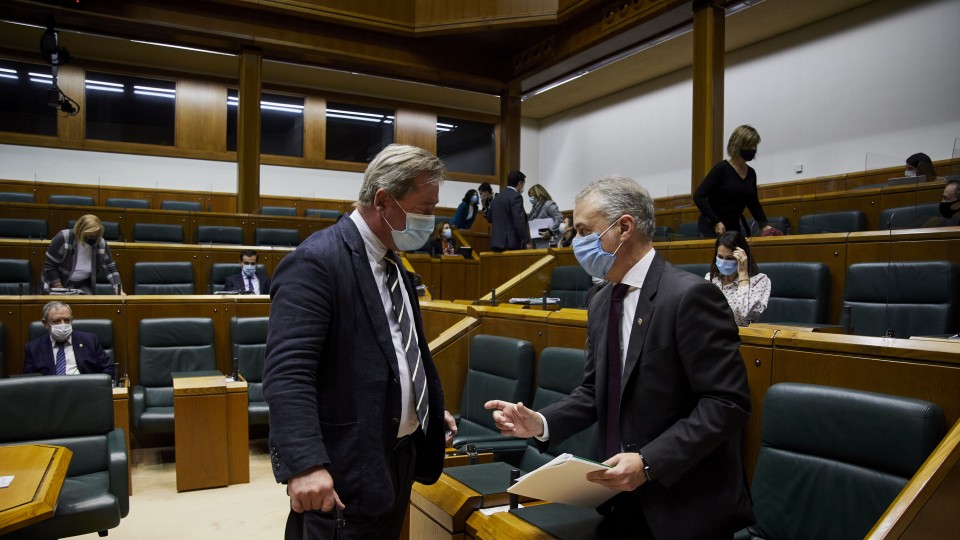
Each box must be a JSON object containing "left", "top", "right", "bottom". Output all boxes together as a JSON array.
[
  {"left": 224, "top": 249, "right": 271, "bottom": 294},
  {"left": 23, "top": 301, "right": 114, "bottom": 377}
]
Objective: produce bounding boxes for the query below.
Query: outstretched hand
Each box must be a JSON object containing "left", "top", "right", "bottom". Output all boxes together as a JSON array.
[{"left": 484, "top": 400, "right": 544, "bottom": 438}]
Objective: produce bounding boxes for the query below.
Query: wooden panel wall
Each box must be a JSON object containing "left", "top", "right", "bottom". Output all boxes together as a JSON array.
[{"left": 175, "top": 80, "right": 227, "bottom": 153}]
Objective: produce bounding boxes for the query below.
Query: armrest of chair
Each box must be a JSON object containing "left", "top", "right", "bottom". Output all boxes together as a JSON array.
[
  {"left": 107, "top": 428, "right": 130, "bottom": 518},
  {"left": 131, "top": 385, "right": 145, "bottom": 430}
]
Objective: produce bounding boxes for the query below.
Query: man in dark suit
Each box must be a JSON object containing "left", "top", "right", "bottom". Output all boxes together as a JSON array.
[
  {"left": 23, "top": 301, "right": 114, "bottom": 377},
  {"left": 223, "top": 249, "right": 271, "bottom": 294},
  {"left": 486, "top": 175, "right": 754, "bottom": 539},
  {"left": 489, "top": 170, "right": 532, "bottom": 252},
  {"left": 263, "top": 144, "right": 457, "bottom": 540}
]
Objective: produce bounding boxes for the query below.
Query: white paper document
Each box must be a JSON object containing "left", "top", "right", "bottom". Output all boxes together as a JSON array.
[
  {"left": 528, "top": 217, "right": 554, "bottom": 240},
  {"left": 507, "top": 453, "right": 617, "bottom": 507},
  {"left": 0, "top": 475, "right": 13, "bottom": 488}
]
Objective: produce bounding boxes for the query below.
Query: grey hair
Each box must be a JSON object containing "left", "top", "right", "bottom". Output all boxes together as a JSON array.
[
  {"left": 575, "top": 175, "right": 657, "bottom": 239},
  {"left": 355, "top": 144, "right": 446, "bottom": 207},
  {"left": 42, "top": 301, "right": 71, "bottom": 321}
]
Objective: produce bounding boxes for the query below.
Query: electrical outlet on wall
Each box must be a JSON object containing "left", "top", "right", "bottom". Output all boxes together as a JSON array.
[{"left": 795, "top": 163, "right": 803, "bottom": 174}]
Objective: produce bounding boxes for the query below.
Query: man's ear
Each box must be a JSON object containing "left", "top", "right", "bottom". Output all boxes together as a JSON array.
[
  {"left": 618, "top": 214, "right": 636, "bottom": 239},
  {"left": 373, "top": 188, "right": 389, "bottom": 211}
]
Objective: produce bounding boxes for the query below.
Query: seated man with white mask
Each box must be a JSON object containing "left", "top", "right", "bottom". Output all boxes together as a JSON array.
[
  {"left": 224, "top": 249, "right": 271, "bottom": 294},
  {"left": 23, "top": 301, "right": 114, "bottom": 377}
]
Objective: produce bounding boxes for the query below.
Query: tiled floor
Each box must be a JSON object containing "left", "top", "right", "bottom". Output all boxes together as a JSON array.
[{"left": 75, "top": 440, "right": 290, "bottom": 539}]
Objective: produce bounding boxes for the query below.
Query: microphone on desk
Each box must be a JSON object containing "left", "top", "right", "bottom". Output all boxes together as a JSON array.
[
  {"left": 509, "top": 468, "right": 520, "bottom": 509},
  {"left": 231, "top": 357, "right": 239, "bottom": 381}
]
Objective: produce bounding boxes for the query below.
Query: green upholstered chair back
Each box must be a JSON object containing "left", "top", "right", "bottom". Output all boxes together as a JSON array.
[
  {"left": 549, "top": 265, "right": 593, "bottom": 309},
  {"left": 652, "top": 225, "right": 674, "bottom": 241},
  {"left": 518, "top": 347, "right": 598, "bottom": 472},
  {"left": 49, "top": 194, "right": 95, "bottom": 206},
  {"left": 197, "top": 225, "right": 244, "bottom": 245},
  {"left": 756, "top": 262, "right": 830, "bottom": 324},
  {"left": 797, "top": 211, "right": 867, "bottom": 234},
  {"left": 749, "top": 382, "right": 945, "bottom": 540},
  {"left": 677, "top": 222, "right": 699, "bottom": 239},
  {"left": 0, "top": 217, "right": 47, "bottom": 239},
  {"left": 209, "top": 263, "right": 266, "bottom": 293},
  {"left": 29, "top": 319, "right": 116, "bottom": 365},
  {"left": 105, "top": 197, "right": 149, "bottom": 209},
  {"left": 842, "top": 261, "right": 959, "bottom": 338},
  {"left": 0, "top": 258, "right": 31, "bottom": 295},
  {"left": 232, "top": 316, "right": 270, "bottom": 425},
  {"left": 261, "top": 206, "right": 297, "bottom": 216},
  {"left": 255, "top": 227, "right": 301, "bottom": 246},
  {"left": 675, "top": 263, "right": 711, "bottom": 278},
  {"left": 453, "top": 335, "right": 534, "bottom": 444},
  {"left": 67, "top": 219, "right": 122, "bottom": 241},
  {"left": 305, "top": 209, "right": 341, "bottom": 219},
  {"left": 133, "top": 222, "right": 184, "bottom": 243},
  {"left": 139, "top": 317, "right": 216, "bottom": 388},
  {"left": 748, "top": 216, "right": 791, "bottom": 235},
  {"left": 161, "top": 200, "right": 201, "bottom": 211},
  {"left": 133, "top": 261, "right": 195, "bottom": 295},
  {"left": 0, "top": 191, "right": 35, "bottom": 203},
  {"left": 878, "top": 203, "right": 940, "bottom": 230}
]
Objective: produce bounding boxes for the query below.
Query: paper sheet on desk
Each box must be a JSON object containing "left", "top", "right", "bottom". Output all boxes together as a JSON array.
[
  {"left": 0, "top": 475, "right": 13, "bottom": 488},
  {"left": 507, "top": 453, "right": 617, "bottom": 508}
]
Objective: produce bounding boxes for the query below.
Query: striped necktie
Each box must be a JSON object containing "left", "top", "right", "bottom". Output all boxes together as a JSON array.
[
  {"left": 55, "top": 342, "right": 67, "bottom": 375},
  {"left": 383, "top": 250, "right": 429, "bottom": 432},
  {"left": 246, "top": 276, "right": 255, "bottom": 293}
]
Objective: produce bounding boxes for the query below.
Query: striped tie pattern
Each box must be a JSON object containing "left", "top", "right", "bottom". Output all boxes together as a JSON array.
[
  {"left": 384, "top": 251, "right": 429, "bottom": 432},
  {"left": 55, "top": 342, "right": 66, "bottom": 375}
]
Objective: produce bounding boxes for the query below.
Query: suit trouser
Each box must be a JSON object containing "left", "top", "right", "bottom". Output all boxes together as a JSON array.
[{"left": 284, "top": 437, "right": 416, "bottom": 540}]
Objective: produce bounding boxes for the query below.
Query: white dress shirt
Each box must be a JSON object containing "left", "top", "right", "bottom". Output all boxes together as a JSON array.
[
  {"left": 350, "top": 211, "right": 421, "bottom": 437},
  {"left": 50, "top": 335, "right": 80, "bottom": 375}
]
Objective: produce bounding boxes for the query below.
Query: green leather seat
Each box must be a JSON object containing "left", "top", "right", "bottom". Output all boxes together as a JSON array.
[
  {"left": 652, "top": 225, "right": 673, "bottom": 241},
  {"left": 0, "top": 191, "right": 35, "bottom": 203},
  {"left": 517, "top": 347, "right": 598, "bottom": 472},
  {"left": 797, "top": 210, "right": 867, "bottom": 234},
  {"left": 0, "top": 217, "right": 48, "bottom": 239},
  {"left": 255, "top": 227, "right": 300, "bottom": 246},
  {"left": 305, "top": 209, "right": 340, "bottom": 219},
  {"left": 68, "top": 219, "right": 122, "bottom": 242},
  {"left": 161, "top": 200, "right": 201, "bottom": 212},
  {"left": 757, "top": 262, "right": 830, "bottom": 324},
  {"left": 878, "top": 203, "right": 940, "bottom": 230},
  {"left": 549, "top": 265, "right": 593, "bottom": 309},
  {"left": 133, "top": 223, "right": 184, "bottom": 243},
  {"left": 197, "top": 225, "right": 244, "bottom": 245},
  {"left": 232, "top": 316, "right": 269, "bottom": 425},
  {"left": 261, "top": 206, "right": 297, "bottom": 216},
  {"left": 749, "top": 216, "right": 790, "bottom": 235},
  {"left": 0, "top": 258, "right": 32, "bottom": 295},
  {"left": 132, "top": 318, "right": 217, "bottom": 434},
  {"left": 744, "top": 382, "right": 945, "bottom": 540},
  {"left": 0, "top": 374, "right": 129, "bottom": 539},
  {"left": 452, "top": 335, "right": 534, "bottom": 459},
  {"left": 676, "top": 262, "right": 711, "bottom": 278},
  {"left": 677, "top": 222, "right": 699, "bottom": 239},
  {"left": 133, "top": 261, "right": 195, "bottom": 295},
  {"left": 49, "top": 194, "right": 95, "bottom": 206},
  {"left": 30, "top": 318, "right": 117, "bottom": 366},
  {"left": 842, "top": 261, "right": 959, "bottom": 338},
  {"left": 105, "top": 197, "right": 149, "bottom": 209}
]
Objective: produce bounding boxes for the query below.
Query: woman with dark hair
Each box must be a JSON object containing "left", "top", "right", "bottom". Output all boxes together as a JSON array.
[
  {"left": 706, "top": 231, "right": 771, "bottom": 326},
  {"left": 451, "top": 189, "right": 480, "bottom": 230},
  {"left": 905, "top": 152, "right": 937, "bottom": 181},
  {"left": 430, "top": 221, "right": 458, "bottom": 257},
  {"left": 694, "top": 124, "right": 779, "bottom": 237}
]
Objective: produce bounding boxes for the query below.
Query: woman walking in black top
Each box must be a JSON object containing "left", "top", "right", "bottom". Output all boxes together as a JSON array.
[{"left": 694, "top": 124, "right": 775, "bottom": 237}]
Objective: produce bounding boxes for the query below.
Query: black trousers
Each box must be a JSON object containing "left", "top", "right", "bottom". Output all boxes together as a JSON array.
[{"left": 284, "top": 439, "right": 416, "bottom": 540}]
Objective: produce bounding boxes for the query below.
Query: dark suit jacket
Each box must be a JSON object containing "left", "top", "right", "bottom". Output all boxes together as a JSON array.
[
  {"left": 223, "top": 271, "right": 271, "bottom": 293},
  {"left": 262, "top": 217, "right": 446, "bottom": 517},
  {"left": 489, "top": 187, "right": 530, "bottom": 251},
  {"left": 539, "top": 253, "right": 754, "bottom": 539},
  {"left": 23, "top": 330, "right": 115, "bottom": 377}
]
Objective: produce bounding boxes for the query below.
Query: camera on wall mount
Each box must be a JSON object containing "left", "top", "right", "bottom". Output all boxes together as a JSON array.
[{"left": 40, "top": 19, "right": 80, "bottom": 116}]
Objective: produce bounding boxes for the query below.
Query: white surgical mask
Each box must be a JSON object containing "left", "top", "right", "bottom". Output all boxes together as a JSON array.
[
  {"left": 384, "top": 199, "right": 435, "bottom": 252},
  {"left": 442, "top": 228, "right": 452, "bottom": 239},
  {"left": 50, "top": 323, "right": 73, "bottom": 342},
  {"left": 242, "top": 265, "right": 257, "bottom": 277},
  {"left": 905, "top": 169, "right": 917, "bottom": 177},
  {"left": 558, "top": 222, "right": 567, "bottom": 233}
]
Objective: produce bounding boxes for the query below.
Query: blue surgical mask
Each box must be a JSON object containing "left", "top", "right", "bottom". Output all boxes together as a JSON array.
[
  {"left": 442, "top": 228, "right": 452, "bottom": 239},
  {"left": 529, "top": 196, "right": 536, "bottom": 205},
  {"left": 470, "top": 195, "right": 479, "bottom": 204},
  {"left": 242, "top": 265, "right": 257, "bottom": 277},
  {"left": 716, "top": 256, "right": 738, "bottom": 276},
  {"left": 385, "top": 199, "right": 435, "bottom": 252},
  {"left": 572, "top": 221, "right": 622, "bottom": 279}
]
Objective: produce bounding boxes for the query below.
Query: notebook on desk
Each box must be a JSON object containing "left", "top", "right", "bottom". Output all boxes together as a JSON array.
[{"left": 509, "top": 297, "right": 561, "bottom": 305}]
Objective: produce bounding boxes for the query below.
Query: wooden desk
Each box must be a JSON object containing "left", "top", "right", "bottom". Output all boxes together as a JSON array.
[
  {"left": 0, "top": 444, "right": 72, "bottom": 535},
  {"left": 749, "top": 323, "right": 844, "bottom": 334},
  {"left": 112, "top": 386, "right": 132, "bottom": 494},
  {"left": 475, "top": 510, "right": 554, "bottom": 540},
  {"left": 173, "top": 375, "right": 229, "bottom": 492},
  {"left": 226, "top": 379, "right": 250, "bottom": 485},
  {"left": 410, "top": 463, "right": 516, "bottom": 540}
]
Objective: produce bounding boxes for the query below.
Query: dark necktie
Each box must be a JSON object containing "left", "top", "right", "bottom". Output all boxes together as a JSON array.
[
  {"left": 384, "top": 251, "right": 429, "bottom": 432},
  {"left": 605, "top": 283, "right": 630, "bottom": 459},
  {"left": 246, "top": 276, "right": 254, "bottom": 293},
  {"left": 55, "top": 342, "right": 67, "bottom": 375}
]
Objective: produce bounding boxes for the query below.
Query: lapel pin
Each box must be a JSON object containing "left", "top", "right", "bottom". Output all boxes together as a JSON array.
[
  {"left": 78, "top": 343, "right": 84, "bottom": 348},
  {"left": 637, "top": 318, "right": 643, "bottom": 326}
]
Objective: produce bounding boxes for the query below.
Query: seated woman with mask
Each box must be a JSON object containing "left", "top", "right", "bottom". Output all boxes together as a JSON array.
[{"left": 706, "top": 231, "right": 770, "bottom": 326}]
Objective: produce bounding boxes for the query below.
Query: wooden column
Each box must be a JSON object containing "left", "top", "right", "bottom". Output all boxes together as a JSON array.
[
  {"left": 691, "top": 0, "right": 725, "bottom": 194},
  {"left": 498, "top": 85, "right": 522, "bottom": 189},
  {"left": 237, "top": 50, "right": 262, "bottom": 214}
]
